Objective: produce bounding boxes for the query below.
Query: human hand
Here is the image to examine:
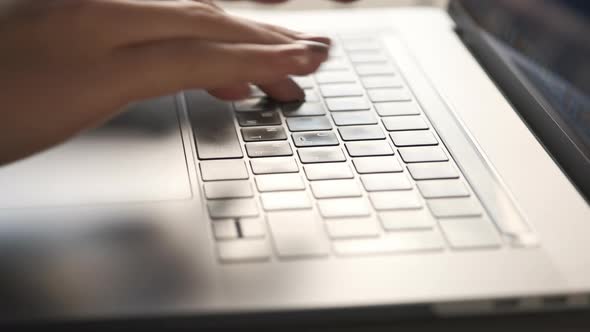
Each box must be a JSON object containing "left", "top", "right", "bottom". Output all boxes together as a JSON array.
[{"left": 0, "top": 0, "right": 331, "bottom": 165}]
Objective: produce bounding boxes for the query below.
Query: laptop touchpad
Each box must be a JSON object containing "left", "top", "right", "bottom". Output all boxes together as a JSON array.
[{"left": 0, "top": 96, "right": 192, "bottom": 208}]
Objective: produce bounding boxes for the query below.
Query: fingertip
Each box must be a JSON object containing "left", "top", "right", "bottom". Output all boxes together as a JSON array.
[{"left": 259, "top": 78, "right": 305, "bottom": 102}]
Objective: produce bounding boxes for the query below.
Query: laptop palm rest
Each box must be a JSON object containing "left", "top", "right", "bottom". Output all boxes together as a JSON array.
[{"left": 0, "top": 96, "right": 192, "bottom": 209}]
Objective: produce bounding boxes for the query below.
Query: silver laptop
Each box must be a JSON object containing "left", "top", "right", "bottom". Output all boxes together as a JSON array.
[{"left": 1, "top": 0, "right": 589, "bottom": 329}]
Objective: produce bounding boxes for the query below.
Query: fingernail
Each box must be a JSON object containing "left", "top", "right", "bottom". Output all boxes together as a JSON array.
[
  {"left": 296, "top": 40, "right": 331, "bottom": 56},
  {"left": 297, "top": 34, "right": 333, "bottom": 46}
]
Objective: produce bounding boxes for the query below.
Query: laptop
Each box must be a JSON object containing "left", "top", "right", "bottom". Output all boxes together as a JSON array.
[{"left": 1, "top": 0, "right": 589, "bottom": 329}]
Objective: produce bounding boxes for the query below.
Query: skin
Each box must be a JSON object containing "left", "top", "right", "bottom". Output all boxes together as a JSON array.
[{"left": 0, "top": 0, "right": 355, "bottom": 165}]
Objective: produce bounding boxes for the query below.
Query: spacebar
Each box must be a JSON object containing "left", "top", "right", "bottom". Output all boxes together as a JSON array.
[{"left": 185, "top": 90, "right": 243, "bottom": 160}]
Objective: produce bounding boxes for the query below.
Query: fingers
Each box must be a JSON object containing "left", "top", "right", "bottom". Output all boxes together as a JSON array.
[
  {"left": 112, "top": 39, "right": 329, "bottom": 103},
  {"left": 208, "top": 84, "right": 252, "bottom": 100},
  {"left": 91, "top": 0, "right": 294, "bottom": 47}
]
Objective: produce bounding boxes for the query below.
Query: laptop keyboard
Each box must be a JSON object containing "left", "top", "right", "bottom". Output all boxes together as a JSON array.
[{"left": 191, "top": 35, "right": 504, "bottom": 263}]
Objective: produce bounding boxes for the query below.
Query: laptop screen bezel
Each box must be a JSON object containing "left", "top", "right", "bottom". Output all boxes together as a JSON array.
[{"left": 448, "top": 0, "right": 590, "bottom": 202}]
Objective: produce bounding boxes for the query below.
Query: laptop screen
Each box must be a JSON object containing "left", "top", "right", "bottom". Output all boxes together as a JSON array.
[{"left": 454, "top": 0, "right": 590, "bottom": 198}]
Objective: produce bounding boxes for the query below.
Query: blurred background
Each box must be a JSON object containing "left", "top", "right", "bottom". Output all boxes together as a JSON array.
[{"left": 221, "top": 0, "right": 448, "bottom": 10}]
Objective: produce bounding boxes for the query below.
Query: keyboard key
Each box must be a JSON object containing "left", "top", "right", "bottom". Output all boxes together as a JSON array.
[
  {"left": 343, "top": 39, "right": 380, "bottom": 51},
  {"left": 427, "top": 198, "right": 482, "bottom": 218},
  {"left": 320, "top": 58, "right": 350, "bottom": 71},
  {"left": 399, "top": 146, "right": 448, "bottom": 163},
  {"left": 217, "top": 240, "right": 270, "bottom": 263},
  {"left": 200, "top": 160, "right": 249, "bottom": 181},
  {"left": 241, "top": 127, "right": 287, "bottom": 142},
  {"left": 375, "top": 102, "right": 421, "bottom": 117},
  {"left": 213, "top": 220, "right": 239, "bottom": 240},
  {"left": 293, "top": 132, "right": 339, "bottom": 147},
  {"left": 255, "top": 174, "right": 305, "bottom": 192},
  {"left": 318, "top": 198, "right": 371, "bottom": 218},
  {"left": 353, "top": 156, "right": 403, "bottom": 174},
  {"left": 333, "top": 231, "right": 444, "bottom": 256},
  {"left": 187, "top": 91, "right": 243, "bottom": 160},
  {"left": 246, "top": 142, "right": 293, "bottom": 158},
  {"left": 261, "top": 192, "right": 311, "bottom": 211},
  {"left": 208, "top": 199, "right": 259, "bottom": 219},
  {"left": 361, "top": 173, "right": 412, "bottom": 192},
  {"left": 407, "top": 162, "right": 460, "bottom": 180},
  {"left": 326, "top": 97, "right": 371, "bottom": 111},
  {"left": 311, "top": 180, "right": 362, "bottom": 198},
  {"left": 339, "top": 126, "right": 386, "bottom": 141},
  {"left": 320, "top": 83, "right": 364, "bottom": 97},
  {"left": 316, "top": 71, "right": 357, "bottom": 84},
  {"left": 287, "top": 116, "right": 332, "bottom": 132},
  {"left": 439, "top": 217, "right": 501, "bottom": 249},
  {"left": 237, "top": 111, "right": 281, "bottom": 127},
  {"left": 356, "top": 63, "right": 397, "bottom": 76},
  {"left": 250, "top": 158, "right": 299, "bottom": 175},
  {"left": 390, "top": 131, "right": 438, "bottom": 147},
  {"left": 299, "top": 147, "right": 346, "bottom": 164},
  {"left": 349, "top": 52, "right": 389, "bottom": 63},
  {"left": 379, "top": 210, "right": 435, "bottom": 231},
  {"left": 292, "top": 76, "right": 314, "bottom": 89},
  {"left": 417, "top": 179, "right": 470, "bottom": 198},
  {"left": 249, "top": 85, "right": 265, "bottom": 97},
  {"left": 239, "top": 217, "right": 266, "bottom": 238},
  {"left": 282, "top": 102, "right": 326, "bottom": 117},
  {"left": 382, "top": 116, "right": 428, "bottom": 131},
  {"left": 267, "top": 211, "right": 330, "bottom": 258},
  {"left": 368, "top": 88, "right": 412, "bottom": 102},
  {"left": 345, "top": 141, "right": 394, "bottom": 157},
  {"left": 304, "top": 89, "right": 320, "bottom": 102},
  {"left": 326, "top": 218, "right": 380, "bottom": 239},
  {"left": 332, "top": 111, "right": 377, "bottom": 126},
  {"left": 361, "top": 75, "right": 404, "bottom": 89},
  {"left": 204, "top": 180, "right": 253, "bottom": 199},
  {"left": 369, "top": 191, "right": 422, "bottom": 211},
  {"left": 304, "top": 163, "right": 354, "bottom": 180},
  {"left": 234, "top": 98, "right": 276, "bottom": 112}
]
